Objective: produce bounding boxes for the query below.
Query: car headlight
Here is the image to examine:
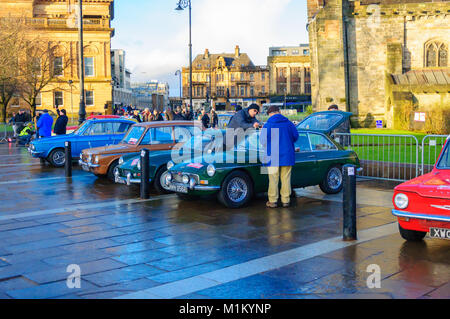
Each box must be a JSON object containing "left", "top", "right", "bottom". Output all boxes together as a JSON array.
[
  {"left": 394, "top": 193, "right": 409, "bottom": 210},
  {"left": 167, "top": 161, "right": 175, "bottom": 170},
  {"left": 182, "top": 175, "right": 190, "bottom": 184},
  {"left": 31, "top": 144, "right": 36, "bottom": 151},
  {"left": 119, "top": 157, "right": 124, "bottom": 165},
  {"left": 166, "top": 174, "right": 172, "bottom": 183},
  {"left": 137, "top": 159, "right": 141, "bottom": 171},
  {"left": 94, "top": 156, "right": 99, "bottom": 164},
  {"left": 207, "top": 164, "right": 216, "bottom": 177}
]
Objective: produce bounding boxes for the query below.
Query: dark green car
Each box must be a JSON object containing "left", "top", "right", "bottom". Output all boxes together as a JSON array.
[
  {"left": 114, "top": 151, "right": 174, "bottom": 194},
  {"left": 166, "top": 112, "right": 361, "bottom": 208}
]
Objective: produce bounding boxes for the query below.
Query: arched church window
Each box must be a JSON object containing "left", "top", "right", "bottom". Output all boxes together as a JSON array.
[{"left": 425, "top": 41, "right": 448, "bottom": 67}]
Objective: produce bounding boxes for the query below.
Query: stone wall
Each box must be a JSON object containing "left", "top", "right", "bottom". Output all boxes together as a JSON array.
[{"left": 307, "top": 0, "right": 450, "bottom": 130}]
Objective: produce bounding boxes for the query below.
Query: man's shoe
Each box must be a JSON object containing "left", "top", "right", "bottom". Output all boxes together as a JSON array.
[
  {"left": 282, "top": 202, "right": 290, "bottom": 208},
  {"left": 266, "top": 201, "right": 278, "bottom": 208}
]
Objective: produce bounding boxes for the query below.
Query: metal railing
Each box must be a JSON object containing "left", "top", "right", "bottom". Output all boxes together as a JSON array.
[
  {"left": 421, "top": 135, "right": 448, "bottom": 175},
  {"left": 334, "top": 133, "right": 448, "bottom": 182},
  {"left": 334, "top": 133, "right": 419, "bottom": 182}
]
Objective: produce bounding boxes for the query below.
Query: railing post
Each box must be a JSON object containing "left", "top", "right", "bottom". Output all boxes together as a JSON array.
[
  {"left": 343, "top": 164, "right": 357, "bottom": 241},
  {"left": 65, "top": 141, "right": 72, "bottom": 178},
  {"left": 140, "top": 149, "right": 150, "bottom": 199}
]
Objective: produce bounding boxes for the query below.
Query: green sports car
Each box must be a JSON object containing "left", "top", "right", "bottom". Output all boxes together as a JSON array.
[
  {"left": 165, "top": 112, "right": 361, "bottom": 208},
  {"left": 114, "top": 151, "right": 174, "bottom": 194}
]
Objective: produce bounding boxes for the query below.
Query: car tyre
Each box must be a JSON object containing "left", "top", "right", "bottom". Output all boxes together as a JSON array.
[
  {"left": 48, "top": 148, "right": 66, "bottom": 167},
  {"left": 218, "top": 170, "right": 254, "bottom": 209},
  {"left": 399, "top": 224, "right": 426, "bottom": 242},
  {"left": 154, "top": 167, "right": 171, "bottom": 194},
  {"left": 319, "top": 165, "right": 343, "bottom": 194},
  {"left": 107, "top": 160, "right": 120, "bottom": 181}
]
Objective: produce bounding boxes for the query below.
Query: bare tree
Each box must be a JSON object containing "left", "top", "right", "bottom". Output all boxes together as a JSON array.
[
  {"left": 19, "top": 39, "right": 72, "bottom": 118},
  {"left": 0, "top": 17, "right": 26, "bottom": 122}
]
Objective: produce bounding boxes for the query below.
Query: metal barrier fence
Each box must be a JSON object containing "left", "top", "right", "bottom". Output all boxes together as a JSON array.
[
  {"left": 421, "top": 135, "right": 448, "bottom": 175},
  {"left": 334, "top": 133, "right": 448, "bottom": 182},
  {"left": 334, "top": 133, "right": 419, "bottom": 182},
  {"left": 0, "top": 124, "right": 7, "bottom": 142}
]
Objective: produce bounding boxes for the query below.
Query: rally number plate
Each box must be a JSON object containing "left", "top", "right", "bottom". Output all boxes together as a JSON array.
[
  {"left": 168, "top": 184, "right": 188, "bottom": 194},
  {"left": 430, "top": 227, "right": 450, "bottom": 240}
]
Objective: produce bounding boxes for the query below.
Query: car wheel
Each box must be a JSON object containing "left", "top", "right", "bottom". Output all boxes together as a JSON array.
[
  {"left": 107, "top": 160, "right": 119, "bottom": 181},
  {"left": 399, "top": 224, "right": 426, "bottom": 242},
  {"left": 218, "top": 171, "right": 254, "bottom": 209},
  {"left": 319, "top": 165, "right": 343, "bottom": 194},
  {"left": 154, "top": 167, "right": 171, "bottom": 194},
  {"left": 48, "top": 148, "right": 66, "bottom": 167}
]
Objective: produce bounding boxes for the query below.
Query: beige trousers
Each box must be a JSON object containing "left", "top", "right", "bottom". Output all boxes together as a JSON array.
[{"left": 267, "top": 166, "right": 292, "bottom": 204}]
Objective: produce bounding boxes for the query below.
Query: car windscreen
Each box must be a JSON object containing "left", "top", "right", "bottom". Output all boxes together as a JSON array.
[
  {"left": 73, "top": 121, "right": 90, "bottom": 135},
  {"left": 236, "top": 132, "right": 259, "bottom": 151},
  {"left": 437, "top": 142, "right": 450, "bottom": 169},
  {"left": 297, "top": 113, "right": 344, "bottom": 131},
  {"left": 121, "top": 126, "right": 146, "bottom": 145}
]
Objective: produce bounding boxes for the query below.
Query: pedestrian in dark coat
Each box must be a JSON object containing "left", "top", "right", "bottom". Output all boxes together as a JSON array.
[
  {"left": 227, "top": 104, "right": 261, "bottom": 130},
  {"left": 210, "top": 110, "right": 218, "bottom": 129},
  {"left": 200, "top": 109, "right": 210, "bottom": 129},
  {"left": 54, "top": 108, "right": 68, "bottom": 135},
  {"left": 173, "top": 108, "right": 185, "bottom": 121}
]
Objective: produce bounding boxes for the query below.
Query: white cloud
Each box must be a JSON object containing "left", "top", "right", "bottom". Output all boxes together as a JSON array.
[{"left": 112, "top": 0, "right": 307, "bottom": 94}]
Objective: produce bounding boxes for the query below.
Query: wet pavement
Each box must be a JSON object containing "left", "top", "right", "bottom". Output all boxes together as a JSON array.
[{"left": 0, "top": 142, "right": 448, "bottom": 299}]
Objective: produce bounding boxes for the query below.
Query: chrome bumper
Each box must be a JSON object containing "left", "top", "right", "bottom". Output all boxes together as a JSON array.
[
  {"left": 392, "top": 209, "right": 450, "bottom": 222},
  {"left": 28, "top": 147, "right": 45, "bottom": 157},
  {"left": 115, "top": 172, "right": 149, "bottom": 186},
  {"left": 168, "top": 181, "right": 220, "bottom": 191},
  {"left": 78, "top": 159, "right": 100, "bottom": 168}
]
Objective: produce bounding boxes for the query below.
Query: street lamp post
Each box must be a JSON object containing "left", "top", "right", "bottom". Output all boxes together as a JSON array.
[
  {"left": 68, "top": 80, "right": 74, "bottom": 124},
  {"left": 175, "top": 0, "right": 193, "bottom": 114},
  {"left": 78, "top": 0, "right": 86, "bottom": 125},
  {"left": 175, "top": 70, "right": 182, "bottom": 100}
]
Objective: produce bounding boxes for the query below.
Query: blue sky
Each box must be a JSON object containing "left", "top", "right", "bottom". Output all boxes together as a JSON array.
[{"left": 111, "top": 0, "right": 309, "bottom": 96}]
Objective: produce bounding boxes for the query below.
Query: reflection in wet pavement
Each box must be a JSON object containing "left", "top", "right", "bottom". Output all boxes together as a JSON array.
[{"left": 0, "top": 143, "right": 448, "bottom": 299}]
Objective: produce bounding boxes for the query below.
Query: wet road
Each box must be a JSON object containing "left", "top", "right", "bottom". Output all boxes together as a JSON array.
[{"left": 0, "top": 142, "right": 448, "bottom": 299}]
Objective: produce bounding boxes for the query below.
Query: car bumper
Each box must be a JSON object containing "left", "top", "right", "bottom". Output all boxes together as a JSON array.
[
  {"left": 392, "top": 209, "right": 450, "bottom": 222},
  {"left": 167, "top": 181, "right": 220, "bottom": 192},
  {"left": 115, "top": 172, "right": 149, "bottom": 186},
  {"left": 28, "top": 147, "right": 45, "bottom": 157},
  {"left": 79, "top": 159, "right": 100, "bottom": 171}
]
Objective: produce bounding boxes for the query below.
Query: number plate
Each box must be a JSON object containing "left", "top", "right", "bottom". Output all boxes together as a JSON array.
[
  {"left": 430, "top": 227, "right": 450, "bottom": 240},
  {"left": 168, "top": 184, "right": 188, "bottom": 194}
]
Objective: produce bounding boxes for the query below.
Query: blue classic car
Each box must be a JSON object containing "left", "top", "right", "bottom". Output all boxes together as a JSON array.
[{"left": 28, "top": 118, "right": 135, "bottom": 167}]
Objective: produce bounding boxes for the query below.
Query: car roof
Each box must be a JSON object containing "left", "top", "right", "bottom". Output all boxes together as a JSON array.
[
  {"left": 89, "top": 118, "right": 134, "bottom": 123},
  {"left": 133, "top": 121, "right": 201, "bottom": 128}
]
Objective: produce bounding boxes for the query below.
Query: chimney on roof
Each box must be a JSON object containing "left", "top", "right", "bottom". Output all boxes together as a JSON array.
[
  {"left": 204, "top": 49, "right": 209, "bottom": 59},
  {"left": 235, "top": 45, "right": 240, "bottom": 58}
]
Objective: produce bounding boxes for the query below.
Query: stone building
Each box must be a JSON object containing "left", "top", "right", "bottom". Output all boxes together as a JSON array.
[
  {"left": 111, "top": 49, "right": 133, "bottom": 108},
  {"left": 182, "top": 45, "right": 269, "bottom": 111},
  {"left": 307, "top": 0, "right": 450, "bottom": 131},
  {"left": 0, "top": 0, "right": 115, "bottom": 116},
  {"left": 268, "top": 45, "right": 311, "bottom": 96}
]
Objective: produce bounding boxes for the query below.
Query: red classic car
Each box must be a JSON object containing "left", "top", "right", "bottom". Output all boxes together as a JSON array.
[{"left": 392, "top": 136, "right": 450, "bottom": 241}]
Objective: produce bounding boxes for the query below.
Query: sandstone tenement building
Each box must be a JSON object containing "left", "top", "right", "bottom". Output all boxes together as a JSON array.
[
  {"left": 307, "top": 0, "right": 450, "bottom": 131},
  {"left": 182, "top": 46, "right": 269, "bottom": 111},
  {"left": 0, "top": 0, "right": 115, "bottom": 115}
]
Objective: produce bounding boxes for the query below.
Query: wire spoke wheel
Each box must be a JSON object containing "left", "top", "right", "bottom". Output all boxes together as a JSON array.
[
  {"left": 226, "top": 177, "right": 248, "bottom": 203},
  {"left": 327, "top": 167, "right": 342, "bottom": 190}
]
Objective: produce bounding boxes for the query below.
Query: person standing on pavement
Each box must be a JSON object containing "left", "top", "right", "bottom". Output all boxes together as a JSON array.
[
  {"left": 36, "top": 109, "right": 54, "bottom": 138},
  {"left": 200, "top": 109, "right": 210, "bottom": 129},
  {"left": 260, "top": 105, "right": 299, "bottom": 208},
  {"left": 8, "top": 112, "right": 16, "bottom": 137},
  {"left": 227, "top": 104, "right": 261, "bottom": 130},
  {"left": 54, "top": 107, "right": 68, "bottom": 135},
  {"left": 210, "top": 109, "right": 218, "bottom": 129},
  {"left": 173, "top": 108, "right": 185, "bottom": 121}
]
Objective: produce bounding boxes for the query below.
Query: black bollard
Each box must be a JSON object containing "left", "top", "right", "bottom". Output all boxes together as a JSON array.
[
  {"left": 343, "top": 164, "right": 357, "bottom": 241},
  {"left": 140, "top": 149, "right": 150, "bottom": 199},
  {"left": 65, "top": 141, "right": 72, "bottom": 178}
]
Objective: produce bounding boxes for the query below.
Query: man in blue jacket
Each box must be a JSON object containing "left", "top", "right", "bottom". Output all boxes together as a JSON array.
[
  {"left": 36, "top": 109, "right": 54, "bottom": 138},
  {"left": 260, "top": 105, "right": 299, "bottom": 208}
]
